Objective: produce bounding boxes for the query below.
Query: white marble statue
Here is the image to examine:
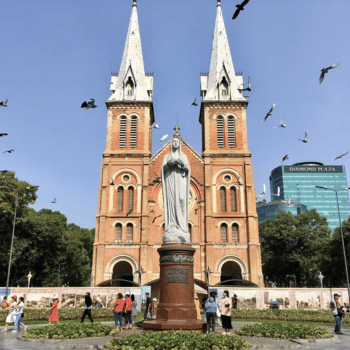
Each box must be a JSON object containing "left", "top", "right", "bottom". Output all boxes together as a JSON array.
[{"left": 161, "top": 133, "right": 191, "bottom": 243}]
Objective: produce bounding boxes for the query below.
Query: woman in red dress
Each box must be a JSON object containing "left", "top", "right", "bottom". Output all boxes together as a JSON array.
[{"left": 46, "top": 294, "right": 59, "bottom": 325}]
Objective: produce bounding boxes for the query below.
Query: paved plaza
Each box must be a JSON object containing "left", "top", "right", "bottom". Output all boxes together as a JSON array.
[{"left": 0, "top": 322, "right": 349, "bottom": 350}]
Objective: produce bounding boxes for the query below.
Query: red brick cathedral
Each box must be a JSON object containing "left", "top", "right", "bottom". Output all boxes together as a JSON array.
[{"left": 91, "top": 0, "right": 263, "bottom": 290}]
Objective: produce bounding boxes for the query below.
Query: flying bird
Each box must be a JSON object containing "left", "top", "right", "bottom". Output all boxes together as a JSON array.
[
  {"left": 238, "top": 76, "right": 251, "bottom": 93},
  {"left": 271, "top": 186, "right": 280, "bottom": 197},
  {"left": 51, "top": 198, "right": 57, "bottom": 203},
  {"left": 333, "top": 151, "right": 349, "bottom": 161},
  {"left": 273, "top": 119, "right": 286, "bottom": 129},
  {"left": 81, "top": 98, "right": 97, "bottom": 110},
  {"left": 150, "top": 121, "right": 159, "bottom": 129},
  {"left": 3, "top": 150, "right": 14, "bottom": 154},
  {"left": 0, "top": 133, "right": 8, "bottom": 137},
  {"left": 256, "top": 184, "right": 266, "bottom": 199},
  {"left": 189, "top": 98, "right": 198, "bottom": 106},
  {"left": 282, "top": 154, "right": 289, "bottom": 162},
  {"left": 319, "top": 63, "right": 339, "bottom": 84},
  {"left": 0, "top": 99, "right": 8, "bottom": 107},
  {"left": 160, "top": 134, "right": 168, "bottom": 143},
  {"left": 232, "top": 0, "right": 250, "bottom": 20},
  {"left": 298, "top": 132, "right": 308, "bottom": 143},
  {"left": 262, "top": 103, "right": 275, "bottom": 123}
]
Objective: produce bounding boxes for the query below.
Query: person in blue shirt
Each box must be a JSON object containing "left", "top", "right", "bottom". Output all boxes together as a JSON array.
[{"left": 204, "top": 291, "right": 219, "bottom": 334}]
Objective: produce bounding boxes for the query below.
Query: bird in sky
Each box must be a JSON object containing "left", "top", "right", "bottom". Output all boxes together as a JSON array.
[
  {"left": 273, "top": 119, "right": 286, "bottom": 129},
  {"left": 262, "top": 103, "right": 275, "bottom": 123},
  {"left": 189, "top": 98, "right": 198, "bottom": 106},
  {"left": 271, "top": 186, "right": 280, "bottom": 197},
  {"left": 3, "top": 150, "right": 14, "bottom": 154},
  {"left": 0, "top": 99, "right": 8, "bottom": 107},
  {"left": 81, "top": 98, "right": 97, "bottom": 110},
  {"left": 150, "top": 121, "right": 159, "bottom": 129},
  {"left": 298, "top": 132, "right": 308, "bottom": 143},
  {"left": 319, "top": 63, "right": 339, "bottom": 84},
  {"left": 333, "top": 151, "right": 349, "bottom": 161},
  {"left": 232, "top": 0, "right": 250, "bottom": 20},
  {"left": 256, "top": 184, "right": 266, "bottom": 199},
  {"left": 0, "top": 133, "right": 8, "bottom": 137},
  {"left": 51, "top": 198, "right": 57, "bottom": 203},
  {"left": 238, "top": 76, "right": 251, "bottom": 93},
  {"left": 282, "top": 154, "right": 289, "bottom": 162},
  {"left": 160, "top": 134, "right": 168, "bottom": 143}
]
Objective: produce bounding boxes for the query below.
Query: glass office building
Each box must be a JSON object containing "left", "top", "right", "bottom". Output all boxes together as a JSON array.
[
  {"left": 269, "top": 162, "right": 350, "bottom": 231},
  {"left": 257, "top": 200, "right": 307, "bottom": 223}
]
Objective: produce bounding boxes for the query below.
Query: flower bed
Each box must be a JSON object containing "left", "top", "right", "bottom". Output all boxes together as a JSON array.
[
  {"left": 22, "top": 322, "right": 118, "bottom": 339},
  {"left": 235, "top": 322, "right": 332, "bottom": 340},
  {"left": 0, "top": 308, "right": 113, "bottom": 322},
  {"left": 104, "top": 330, "right": 251, "bottom": 350},
  {"left": 231, "top": 309, "right": 349, "bottom": 325}
]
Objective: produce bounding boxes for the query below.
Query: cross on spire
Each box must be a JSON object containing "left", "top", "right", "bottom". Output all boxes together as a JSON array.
[{"left": 173, "top": 125, "right": 181, "bottom": 136}]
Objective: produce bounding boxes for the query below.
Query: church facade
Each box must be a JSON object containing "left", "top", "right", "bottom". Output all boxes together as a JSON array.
[{"left": 91, "top": 0, "right": 263, "bottom": 290}]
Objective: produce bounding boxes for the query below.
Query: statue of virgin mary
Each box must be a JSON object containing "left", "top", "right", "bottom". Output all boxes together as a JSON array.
[{"left": 161, "top": 129, "right": 191, "bottom": 243}]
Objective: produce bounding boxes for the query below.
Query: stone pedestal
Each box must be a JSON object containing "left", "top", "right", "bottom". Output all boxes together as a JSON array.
[{"left": 143, "top": 243, "right": 206, "bottom": 331}]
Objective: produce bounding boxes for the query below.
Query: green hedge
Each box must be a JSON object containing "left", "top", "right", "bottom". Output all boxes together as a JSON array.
[
  {"left": 235, "top": 322, "right": 332, "bottom": 340},
  {"left": 22, "top": 322, "right": 118, "bottom": 339},
  {"left": 104, "top": 330, "right": 251, "bottom": 350},
  {"left": 231, "top": 309, "right": 349, "bottom": 325}
]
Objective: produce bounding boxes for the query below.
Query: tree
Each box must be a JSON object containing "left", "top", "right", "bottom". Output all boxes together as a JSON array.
[{"left": 259, "top": 210, "right": 332, "bottom": 287}]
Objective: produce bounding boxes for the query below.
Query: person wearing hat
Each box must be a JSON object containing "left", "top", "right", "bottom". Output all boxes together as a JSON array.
[
  {"left": 3, "top": 296, "right": 18, "bottom": 332},
  {"left": 46, "top": 294, "right": 59, "bottom": 325},
  {"left": 330, "top": 293, "right": 346, "bottom": 334}
]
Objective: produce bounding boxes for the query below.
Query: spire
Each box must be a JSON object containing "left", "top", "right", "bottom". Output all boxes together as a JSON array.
[
  {"left": 109, "top": 0, "right": 153, "bottom": 102},
  {"left": 201, "top": 1, "right": 244, "bottom": 101}
]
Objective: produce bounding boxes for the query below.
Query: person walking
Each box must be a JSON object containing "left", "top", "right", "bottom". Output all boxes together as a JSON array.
[
  {"left": 113, "top": 293, "right": 125, "bottom": 331},
  {"left": 13, "top": 297, "right": 26, "bottom": 332},
  {"left": 204, "top": 291, "right": 219, "bottom": 334},
  {"left": 330, "top": 293, "right": 346, "bottom": 334},
  {"left": 194, "top": 294, "right": 201, "bottom": 320},
  {"left": 81, "top": 292, "right": 93, "bottom": 323},
  {"left": 3, "top": 296, "right": 18, "bottom": 332},
  {"left": 46, "top": 294, "right": 59, "bottom": 325},
  {"left": 219, "top": 290, "right": 233, "bottom": 335},
  {"left": 144, "top": 292, "right": 152, "bottom": 319},
  {"left": 1, "top": 296, "right": 8, "bottom": 309},
  {"left": 123, "top": 294, "right": 132, "bottom": 329},
  {"left": 131, "top": 294, "right": 138, "bottom": 324}
]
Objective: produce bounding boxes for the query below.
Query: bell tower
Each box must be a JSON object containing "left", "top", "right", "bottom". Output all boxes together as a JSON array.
[
  {"left": 200, "top": 0, "right": 263, "bottom": 286},
  {"left": 92, "top": 0, "right": 154, "bottom": 286}
]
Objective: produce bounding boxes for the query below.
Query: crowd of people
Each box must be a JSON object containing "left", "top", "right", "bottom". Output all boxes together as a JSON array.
[{"left": 0, "top": 290, "right": 347, "bottom": 335}]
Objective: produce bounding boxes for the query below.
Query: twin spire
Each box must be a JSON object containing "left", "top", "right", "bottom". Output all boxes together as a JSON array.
[{"left": 109, "top": 0, "right": 244, "bottom": 103}]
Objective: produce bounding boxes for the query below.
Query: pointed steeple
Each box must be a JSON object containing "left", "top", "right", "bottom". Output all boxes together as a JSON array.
[
  {"left": 201, "top": 0, "right": 244, "bottom": 101},
  {"left": 109, "top": 0, "right": 153, "bottom": 102}
]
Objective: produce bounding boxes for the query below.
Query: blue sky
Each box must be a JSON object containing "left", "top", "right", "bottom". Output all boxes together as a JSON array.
[{"left": 1, "top": 0, "right": 349, "bottom": 229}]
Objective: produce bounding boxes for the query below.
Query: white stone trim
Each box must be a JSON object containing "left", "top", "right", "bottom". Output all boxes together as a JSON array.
[
  {"left": 106, "top": 254, "right": 138, "bottom": 276},
  {"left": 212, "top": 112, "right": 238, "bottom": 120},
  {"left": 215, "top": 254, "right": 248, "bottom": 276}
]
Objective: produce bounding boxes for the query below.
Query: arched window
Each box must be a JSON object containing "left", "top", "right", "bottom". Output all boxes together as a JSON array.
[
  {"left": 232, "top": 224, "right": 239, "bottom": 243},
  {"left": 119, "top": 117, "right": 127, "bottom": 148},
  {"left": 127, "top": 187, "right": 134, "bottom": 212},
  {"left": 126, "top": 77, "right": 134, "bottom": 96},
  {"left": 115, "top": 223, "right": 122, "bottom": 242},
  {"left": 126, "top": 223, "right": 133, "bottom": 242},
  {"left": 217, "top": 117, "right": 224, "bottom": 148},
  {"left": 230, "top": 187, "right": 237, "bottom": 212},
  {"left": 130, "top": 116, "right": 138, "bottom": 148},
  {"left": 228, "top": 116, "right": 235, "bottom": 148},
  {"left": 221, "top": 224, "right": 228, "bottom": 243},
  {"left": 188, "top": 223, "right": 192, "bottom": 242},
  {"left": 220, "top": 187, "right": 227, "bottom": 212},
  {"left": 117, "top": 186, "right": 124, "bottom": 212}
]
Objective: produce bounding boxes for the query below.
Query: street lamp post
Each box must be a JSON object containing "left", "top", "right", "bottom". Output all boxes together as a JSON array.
[
  {"left": 0, "top": 185, "right": 38, "bottom": 296},
  {"left": 316, "top": 186, "right": 350, "bottom": 303},
  {"left": 203, "top": 267, "right": 212, "bottom": 294},
  {"left": 134, "top": 266, "right": 145, "bottom": 286}
]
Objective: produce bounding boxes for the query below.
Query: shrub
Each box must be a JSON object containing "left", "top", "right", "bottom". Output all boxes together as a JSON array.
[
  {"left": 104, "top": 330, "right": 251, "bottom": 350},
  {"left": 235, "top": 322, "right": 332, "bottom": 340},
  {"left": 22, "top": 322, "right": 118, "bottom": 339}
]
